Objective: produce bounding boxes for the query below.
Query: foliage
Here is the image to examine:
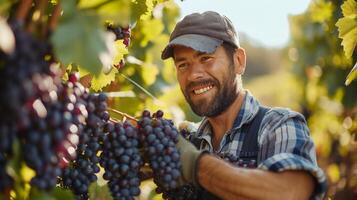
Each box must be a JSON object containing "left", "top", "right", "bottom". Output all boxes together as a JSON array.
[
  {"left": 0, "top": 0, "right": 188, "bottom": 199},
  {"left": 289, "top": 0, "right": 357, "bottom": 199},
  {"left": 335, "top": 0, "right": 357, "bottom": 85}
]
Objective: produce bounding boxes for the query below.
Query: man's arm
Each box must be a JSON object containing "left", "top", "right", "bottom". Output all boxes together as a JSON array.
[
  {"left": 176, "top": 112, "right": 327, "bottom": 200},
  {"left": 197, "top": 154, "right": 315, "bottom": 200}
]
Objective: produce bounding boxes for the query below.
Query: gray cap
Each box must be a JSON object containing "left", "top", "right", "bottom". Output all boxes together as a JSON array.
[{"left": 161, "top": 11, "right": 240, "bottom": 60}]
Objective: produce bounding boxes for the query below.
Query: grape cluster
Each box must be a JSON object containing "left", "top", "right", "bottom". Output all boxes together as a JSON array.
[
  {"left": 100, "top": 121, "right": 142, "bottom": 200},
  {"left": 23, "top": 72, "right": 89, "bottom": 190},
  {"left": 163, "top": 184, "right": 199, "bottom": 200},
  {"left": 0, "top": 123, "right": 16, "bottom": 192},
  {"left": 0, "top": 22, "right": 87, "bottom": 191},
  {"left": 138, "top": 110, "right": 181, "bottom": 193},
  {"left": 106, "top": 24, "right": 131, "bottom": 47},
  {"left": 59, "top": 93, "right": 108, "bottom": 200}
]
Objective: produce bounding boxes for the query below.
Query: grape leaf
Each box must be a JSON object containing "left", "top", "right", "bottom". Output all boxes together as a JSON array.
[
  {"left": 345, "top": 61, "right": 357, "bottom": 85},
  {"left": 310, "top": 1, "right": 333, "bottom": 23},
  {"left": 131, "top": 0, "right": 154, "bottom": 21},
  {"left": 28, "top": 187, "right": 73, "bottom": 200},
  {"left": 50, "top": 187, "right": 74, "bottom": 200},
  {"left": 0, "top": 0, "right": 13, "bottom": 16},
  {"left": 140, "top": 18, "right": 164, "bottom": 46},
  {"left": 51, "top": 0, "right": 110, "bottom": 76},
  {"left": 341, "top": 0, "right": 357, "bottom": 17},
  {"left": 336, "top": 0, "right": 357, "bottom": 58},
  {"left": 79, "top": 0, "right": 131, "bottom": 26},
  {"left": 141, "top": 62, "right": 159, "bottom": 86},
  {"left": 91, "top": 67, "right": 119, "bottom": 92},
  {"left": 112, "top": 40, "right": 128, "bottom": 65},
  {"left": 88, "top": 182, "right": 113, "bottom": 200}
]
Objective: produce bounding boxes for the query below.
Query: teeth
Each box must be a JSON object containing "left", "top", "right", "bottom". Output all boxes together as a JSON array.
[{"left": 194, "top": 85, "right": 213, "bottom": 95}]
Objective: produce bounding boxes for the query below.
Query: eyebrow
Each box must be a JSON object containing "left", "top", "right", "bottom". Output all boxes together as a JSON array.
[{"left": 174, "top": 51, "right": 209, "bottom": 64}]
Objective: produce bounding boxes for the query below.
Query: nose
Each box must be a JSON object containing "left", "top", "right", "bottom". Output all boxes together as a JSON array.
[{"left": 187, "top": 63, "right": 205, "bottom": 82}]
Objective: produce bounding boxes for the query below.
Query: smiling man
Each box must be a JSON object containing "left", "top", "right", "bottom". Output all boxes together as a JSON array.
[{"left": 161, "top": 11, "right": 327, "bottom": 200}]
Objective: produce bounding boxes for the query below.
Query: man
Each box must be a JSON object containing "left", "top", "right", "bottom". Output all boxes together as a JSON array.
[{"left": 161, "top": 11, "right": 327, "bottom": 200}]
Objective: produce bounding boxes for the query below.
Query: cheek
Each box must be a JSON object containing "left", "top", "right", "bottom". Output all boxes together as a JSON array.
[{"left": 176, "top": 73, "right": 186, "bottom": 90}]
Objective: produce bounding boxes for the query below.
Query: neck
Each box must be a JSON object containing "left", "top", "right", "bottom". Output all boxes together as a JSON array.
[{"left": 208, "top": 90, "right": 246, "bottom": 150}]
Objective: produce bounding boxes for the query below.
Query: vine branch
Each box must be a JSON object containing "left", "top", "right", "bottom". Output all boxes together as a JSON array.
[
  {"left": 108, "top": 108, "right": 138, "bottom": 122},
  {"left": 15, "top": 0, "right": 33, "bottom": 22},
  {"left": 47, "top": 3, "right": 61, "bottom": 35}
]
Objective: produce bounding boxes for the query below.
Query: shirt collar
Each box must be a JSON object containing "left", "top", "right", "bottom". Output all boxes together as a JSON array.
[{"left": 197, "top": 90, "right": 261, "bottom": 139}]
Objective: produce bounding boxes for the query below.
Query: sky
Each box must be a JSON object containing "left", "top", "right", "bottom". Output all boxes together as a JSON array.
[{"left": 174, "top": 0, "right": 312, "bottom": 48}]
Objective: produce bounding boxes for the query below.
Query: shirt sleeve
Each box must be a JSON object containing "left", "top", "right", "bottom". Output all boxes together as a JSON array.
[{"left": 257, "top": 109, "right": 328, "bottom": 200}]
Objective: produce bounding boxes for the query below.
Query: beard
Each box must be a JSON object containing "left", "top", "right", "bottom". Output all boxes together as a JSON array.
[{"left": 183, "top": 68, "right": 239, "bottom": 117}]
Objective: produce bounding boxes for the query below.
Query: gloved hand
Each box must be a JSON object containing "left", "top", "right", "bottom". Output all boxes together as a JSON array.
[{"left": 176, "top": 134, "right": 208, "bottom": 186}]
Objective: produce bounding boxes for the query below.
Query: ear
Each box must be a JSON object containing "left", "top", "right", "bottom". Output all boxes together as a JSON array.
[{"left": 233, "top": 47, "right": 246, "bottom": 75}]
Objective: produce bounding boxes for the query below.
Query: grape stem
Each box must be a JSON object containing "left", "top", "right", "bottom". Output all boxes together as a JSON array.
[
  {"left": 108, "top": 108, "right": 138, "bottom": 122},
  {"left": 16, "top": 0, "right": 33, "bottom": 22},
  {"left": 109, "top": 118, "right": 119, "bottom": 123}
]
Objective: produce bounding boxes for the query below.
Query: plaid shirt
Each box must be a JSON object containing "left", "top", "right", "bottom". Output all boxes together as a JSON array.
[{"left": 191, "top": 91, "right": 327, "bottom": 200}]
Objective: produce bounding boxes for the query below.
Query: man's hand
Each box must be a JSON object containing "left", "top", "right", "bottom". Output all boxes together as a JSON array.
[{"left": 176, "top": 134, "right": 206, "bottom": 185}]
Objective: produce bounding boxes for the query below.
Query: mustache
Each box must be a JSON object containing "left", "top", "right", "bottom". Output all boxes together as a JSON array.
[{"left": 185, "top": 78, "right": 219, "bottom": 92}]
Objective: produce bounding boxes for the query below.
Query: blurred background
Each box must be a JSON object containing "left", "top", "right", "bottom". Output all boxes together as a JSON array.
[{"left": 102, "top": 0, "right": 356, "bottom": 199}]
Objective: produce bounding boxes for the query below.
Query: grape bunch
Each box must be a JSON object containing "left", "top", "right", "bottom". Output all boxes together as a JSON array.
[
  {"left": 0, "top": 22, "right": 88, "bottom": 191},
  {"left": 106, "top": 24, "right": 131, "bottom": 47},
  {"left": 138, "top": 110, "right": 181, "bottom": 194},
  {"left": 0, "top": 123, "right": 16, "bottom": 192},
  {"left": 23, "top": 72, "right": 89, "bottom": 190},
  {"left": 162, "top": 184, "right": 199, "bottom": 200},
  {"left": 59, "top": 93, "right": 109, "bottom": 200},
  {"left": 100, "top": 121, "right": 142, "bottom": 200}
]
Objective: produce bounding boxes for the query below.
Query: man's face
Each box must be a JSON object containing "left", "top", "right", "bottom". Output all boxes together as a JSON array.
[{"left": 173, "top": 45, "right": 239, "bottom": 117}]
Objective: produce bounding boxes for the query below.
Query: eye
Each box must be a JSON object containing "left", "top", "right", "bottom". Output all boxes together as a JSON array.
[
  {"left": 200, "top": 56, "right": 212, "bottom": 62},
  {"left": 177, "top": 63, "right": 188, "bottom": 69}
]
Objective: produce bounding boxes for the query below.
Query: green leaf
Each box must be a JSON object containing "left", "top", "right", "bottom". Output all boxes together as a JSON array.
[
  {"left": 345, "top": 62, "right": 357, "bottom": 85},
  {"left": 51, "top": 2, "right": 109, "bottom": 76},
  {"left": 140, "top": 18, "right": 164, "bottom": 46},
  {"left": 131, "top": 0, "right": 154, "bottom": 21},
  {"left": 20, "top": 164, "right": 35, "bottom": 183},
  {"left": 309, "top": 1, "right": 333, "bottom": 23},
  {"left": 51, "top": 187, "right": 74, "bottom": 200},
  {"left": 141, "top": 62, "right": 159, "bottom": 86},
  {"left": 28, "top": 187, "right": 74, "bottom": 200},
  {"left": 91, "top": 67, "right": 119, "bottom": 91},
  {"left": 79, "top": 0, "right": 131, "bottom": 26},
  {"left": 78, "top": 0, "right": 156, "bottom": 26},
  {"left": 336, "top": 0, "right": 357, "bottom": 58},
  {"left": 341, "top": 0, "right": 357, "bottom": 17},
  {"left": 336, "top": 17, "right": 357, "bottom": 58},
  {"left": 29, "top": 188, "right": 55, "bottom": 200},
  {"left": 89, "top": 182, "right": 113, "bottom": 200},
  {"left": 7, "top": 139, "right": 21, "bottom": 181},
  {"left": 0, "top": 0, "right": 14, "bottom": 16},
  {"left": 112, "top": 40, "right": 128, "bottom": 65},
  {"left": 78, "top": 65, "right": 91, "bottom": 78}
]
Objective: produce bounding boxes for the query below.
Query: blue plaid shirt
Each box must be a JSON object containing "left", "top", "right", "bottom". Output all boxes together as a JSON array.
[{"left": 191, "top": 91, "right": 327, "bottom": 200}]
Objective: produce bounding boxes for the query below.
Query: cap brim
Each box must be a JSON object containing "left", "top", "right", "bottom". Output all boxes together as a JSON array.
[{"left": 161, "top": 34, "right": 223, "bottom": 60}]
